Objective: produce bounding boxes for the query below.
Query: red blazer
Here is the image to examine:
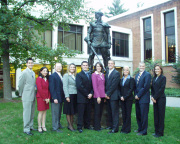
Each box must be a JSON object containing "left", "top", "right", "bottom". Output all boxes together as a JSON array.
[{"left": 36, "top": 77, "right": 50, "bottom": 100}]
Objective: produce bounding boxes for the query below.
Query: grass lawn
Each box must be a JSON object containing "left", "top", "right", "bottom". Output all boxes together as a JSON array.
[{"left": 0, "top": 98, "right": 180, "bottom": 144}]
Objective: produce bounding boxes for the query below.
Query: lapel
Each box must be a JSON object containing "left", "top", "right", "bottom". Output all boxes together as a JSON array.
[
  {"left": 108, "top": 69, "right": 115, "bottom": 80},
  {"left": 26, "top": 68, "right": 35, "bottom": 79},
  {"left": 69, "top": 74, "right": 75, "bottom": 81},
  {"left": 154, "top": 75, "right": 162, "bottom": 85},
  {"left": 81, "top": 71, "right": 89, "bottom": 81},
  {"left": 54, "top": 72, "right": 61, "bottom": 82},
  {"left": 124, "top": 78, "right": 130, "bottom": 86},
  {"left": 137, "top": 71, "right": 145, "bottom": 85}
]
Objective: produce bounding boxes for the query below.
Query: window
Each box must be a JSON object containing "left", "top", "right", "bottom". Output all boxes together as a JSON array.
[
  {"left": 58, "top": 24, "right": 82, "bottom": 51},
  {"left": 143, "top": 17, "right": 152, "bottom": 60},
  {"left": 164, "top": 11, "right": 176, "bottom": 63},
  {"left": 112, "top": 32, "right": 129, "bottom": 57}
]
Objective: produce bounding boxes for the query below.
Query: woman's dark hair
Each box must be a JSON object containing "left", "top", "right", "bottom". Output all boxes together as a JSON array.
[
  {"left": 153, "top": 64, "right": 163, "bottom": 77},
  {"left": 38, "top": 67, "right": 49, "bottom": 79},
  {"left": 94, "top": 62, "right": 103, "bottom": 73}
]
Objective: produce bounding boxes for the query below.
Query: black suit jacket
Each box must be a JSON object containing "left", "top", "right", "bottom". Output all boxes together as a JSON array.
[
  {"left": 105, "top": 69, "right": 120, "bottom": 100},
  {"left": 119, "top": 77, "right": 135, "bottom": 101},
  {"left": 151, "top": 75, "right": 166, "bottom": 100},
  {"left": 135, "top": 71, "right": 151, "bottom": 104},
  {"left": 49, "top": 72, "right": 65, "bottom": 103},
  {"left": 76, "top": 71, "right": 93, "bottom": 103}
]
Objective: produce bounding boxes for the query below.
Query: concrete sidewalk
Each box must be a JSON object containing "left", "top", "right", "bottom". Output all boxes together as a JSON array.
[{"left": 150, "top": 97, "right": 180, "bottom": 107}]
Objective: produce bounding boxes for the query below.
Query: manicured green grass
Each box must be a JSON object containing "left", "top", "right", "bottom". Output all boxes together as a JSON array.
[{"left": 0, "top": 98, "right": 180, "bottom": 144}]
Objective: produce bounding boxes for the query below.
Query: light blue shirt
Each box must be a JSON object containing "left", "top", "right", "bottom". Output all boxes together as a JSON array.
[{"left": 122, "top": 75, "right": 131, "bottom": 86}]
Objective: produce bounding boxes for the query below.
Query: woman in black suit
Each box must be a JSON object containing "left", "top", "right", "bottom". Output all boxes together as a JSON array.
[
  {"left": 120, "top": 66, "right": 135, "bottom": 134},
  {"left": 151, "top": 64, "right": 166, "bottom": 137}
]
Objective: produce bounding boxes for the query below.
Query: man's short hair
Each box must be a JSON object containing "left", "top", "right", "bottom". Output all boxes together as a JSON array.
[
  {"left": 95, "top": 11, "right": 103, "bottom": 17},
  {"left": 26, "top": 58, "right": 33, "bottom": 63},
  {"left": 108, "top": 59, "right": 115, "bottom": 64},
  {"left": 139, "top": 62, "right": 145, "bottom": 66},
  {"left": 55, "top": 63, "right": 62, "bottom": 67},
  {"left": 81, "top": 61, "right": 88, "bottom": 66}
]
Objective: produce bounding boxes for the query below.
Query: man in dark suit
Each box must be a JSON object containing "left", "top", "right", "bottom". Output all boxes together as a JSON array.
[
  {"left": 105, "top": 60, "right": 120, "bottom": 134},
  {"left": 76, "top": 61, "right": 93, "bottom": 133},
  {"left": 134, "top": 62, "right": 151, "bottom": 135},
  {"left": 49, "top": 63, "right": 65, "bottom": 133}
]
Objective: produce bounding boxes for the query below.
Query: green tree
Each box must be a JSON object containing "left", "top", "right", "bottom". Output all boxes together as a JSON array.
[
  {"left": 0, "top": 0, "right": 92, "bottom": 100},
  {"left": 172, "top": 56, "right": 180, "bottom": 85},
  {"left": 137, "top": 2, "right": 144, "bottom": 8},
  {"left": 105, "top": 0, "right": 128, "bottom": 18}
]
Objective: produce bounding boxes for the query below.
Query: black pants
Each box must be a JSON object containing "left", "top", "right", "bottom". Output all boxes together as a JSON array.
[
  {"left": 121, "top": 100, "right": 133, "bottom": 133},
  {"left": 135, "top": 102, "right": 149, "bottom": 134},
  {"left": 94, "top": 98, "right": 104, "bottom": 130},
  {"left": 107, "top": 99, "right": 119, "bottom": 132},
  {"left": 77, "top": 103, "right": 92, "bottom": 129},
  {"left": 153, "top": 97, "right": 166, "bottom": 136}
]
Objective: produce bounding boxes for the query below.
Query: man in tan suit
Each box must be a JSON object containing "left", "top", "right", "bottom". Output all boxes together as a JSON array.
[{"left": 18, "top": 58, "right": 36, "bottom": 136}]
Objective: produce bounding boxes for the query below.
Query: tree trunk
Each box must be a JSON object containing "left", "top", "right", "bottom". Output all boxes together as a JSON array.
[{"left": 2, "top": 41, "right": 12, "bottom": 100}]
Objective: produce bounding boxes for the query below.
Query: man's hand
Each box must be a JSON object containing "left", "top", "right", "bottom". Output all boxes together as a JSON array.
[
  {"left": 121, "top": 97, "right": 124, "bottom": 101},
  {"left": 97, "top": 97, "right": 101, "bottom": 104},
  {"left": 54, "top": 99, "right": 58, "bottom": 104},
  {"left": 88, "top": 94, "right": 93, "bottom": 99},
  {"left": 105, "top": 94, "right": 110, "bottom": 99},
  {"left": 66, "top": 97, "right": 70, "bottom": 102},
  {"left": 151, "top": 97, "right": 156, "bottom": 103},
  {"left": 135, "top": 95, "right": 139, "bottom": 100}
]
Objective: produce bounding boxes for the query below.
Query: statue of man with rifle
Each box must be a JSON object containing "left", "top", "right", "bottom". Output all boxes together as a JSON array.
[{"left": 85, "top": 11, "right": 111, "bottom": 72}]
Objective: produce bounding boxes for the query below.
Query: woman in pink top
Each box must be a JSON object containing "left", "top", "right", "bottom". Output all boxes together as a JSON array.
[{"left": 92, "top": 62, "right": 106, "bottom": 131}]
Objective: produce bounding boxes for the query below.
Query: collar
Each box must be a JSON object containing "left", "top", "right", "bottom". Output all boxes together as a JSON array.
[
  {"left": 123, "top": 75, "right": 130, "bottom": 79},
  {"left": 27, "top": 67, "right": 32, "bottom": 72},
  {"left": 109, "top": 68, "right": 114, "bottom": 73},
  {"left": 83, "top": 70, "right": 89, "bottom": 74},
  {"left": 95, "top": 71, "right": 102, "bottom": 75}
]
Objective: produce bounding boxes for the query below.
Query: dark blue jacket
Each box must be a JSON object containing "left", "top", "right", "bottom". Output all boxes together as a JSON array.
[
  {"left": 49, "top": 72, "right": 65, "bottom": 103},
  {"left": 135, "top": 71, "right": 151, "bottom": 104}
]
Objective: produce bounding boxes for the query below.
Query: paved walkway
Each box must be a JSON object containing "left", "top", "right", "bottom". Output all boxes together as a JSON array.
[{"left": 150, "top": 97, "right": 180, "bottom": 107}]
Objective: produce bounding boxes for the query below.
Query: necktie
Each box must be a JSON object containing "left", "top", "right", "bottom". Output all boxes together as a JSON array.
[
  {"left": 86, "top": 73, "right": 89, "bottom": 79},
  {"left": 137, "top": 73, "right": 142, "bottom": 84}
]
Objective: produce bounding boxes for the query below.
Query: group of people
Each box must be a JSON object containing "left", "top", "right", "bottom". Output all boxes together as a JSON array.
[{"left": 19, "top": 58, "right": 166, "bottom": 138}]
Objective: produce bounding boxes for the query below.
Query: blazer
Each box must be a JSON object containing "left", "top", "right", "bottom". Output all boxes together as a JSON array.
[
  {"left": 119, "top": 77, "right": 135, "bottom": 101},
  {"left": 18, "top": 68, "right": 36, "bottom": 102},
  {"left": 151, "top": 75, "right": 166, "bottom": 100},
  {"left": 63, "top": 73, "right": 77, "bottom": 98},
  {"left": 92, "top": 72, "right": 105, "bottom": 98},
  {"left": 49, "top": 72, "right": 65, "bottom": 103},
  {"left": 36, "top": 77, "right": 50, "bottom": 100},
  {"left": 105, "top": 69, "right": 120, "bottom": 100},
  {"left": 135, "top": 71, "right": 151, "bottom": 104},
  {"left": 76, "top": 71, "right": 93, "bottom": 103}
]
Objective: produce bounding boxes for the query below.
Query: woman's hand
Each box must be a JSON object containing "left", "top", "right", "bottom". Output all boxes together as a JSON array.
[
  {"left": 151, "top": 97, "right": 156, "bottom": 103},
  {"left": 45, "top": 99, "right": 49, "bottom": 104},
  {"left": 97, "top": 97, "right": 101, "bottom": 104},
  {"left": 66, "top": 97, "right": 70, "bottom": 102},
  {"left": 121, "top": 96, "right": 124, "bottom": 101}
]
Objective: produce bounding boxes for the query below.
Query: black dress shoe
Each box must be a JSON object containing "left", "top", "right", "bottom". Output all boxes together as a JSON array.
[
  {"left": 121, "top": 131, "right": 129, "bottom": 134},
  {"left": 134, "top": 130, "right": 140, "bottom": 133},
  {"left": 106, "top": 127, "right": 112, "bottom": 130},
  {"left": 108, "top": 130, "right": 118, "bottom": 134},
  {"left": 137, "top": 132, "right": 147, "bottom": 136},
  {"left": 152, "top": 133, "right": 156, "bottom": 136},
  {"left": 59, "top": 125, "right": 64, "bottom": 129},
  {"left": 84, "top": 126, "right": 93, "bottom": 130},
  {"left": 52, "top": 129, "right": 63, "bottom": 133},
  {"left": 24, "top": 131, "right": 33, "bottom": 136},
  {"left": 154, "top": 134, "right": 163, "bottom": 138},
  {"left": 78, "top": 129, "right": 83, "bottom": 133}
]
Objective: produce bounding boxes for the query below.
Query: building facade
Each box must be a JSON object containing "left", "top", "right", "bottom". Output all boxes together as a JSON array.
[{"left": 108, "top": 0, "right": 180, "bottom": 88}]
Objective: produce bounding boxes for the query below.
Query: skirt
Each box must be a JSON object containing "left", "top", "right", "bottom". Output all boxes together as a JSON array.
[
  {"left": 63, "top": 94, "right": 77, "bottom": 115},
  {"left": 37, "top": 97, "right": 49, "bottom": 111}
]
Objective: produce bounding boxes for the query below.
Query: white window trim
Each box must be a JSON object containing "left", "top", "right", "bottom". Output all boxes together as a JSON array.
[
  {"left": 140, "top": 14, "right": 154, "bottom": 62},
  {"left": 161, "top": 7, "right": 178, "bottom": 65}
]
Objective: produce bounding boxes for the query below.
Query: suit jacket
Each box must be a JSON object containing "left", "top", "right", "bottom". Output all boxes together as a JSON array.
[
  {"left": 49, "top": 72, "right": 65, "bottom": 103},
  {"left": 105, "top": 69, "right": 120, "bottom": 100},
  {"left": 63, "top": 73, "right": 77, "bottom": 98},
  {"left": 135, "top": 71, "right": 151, "bottom": 103},
  {"left": 36, "top": 77, "right": 51, "bottom": 100},
  {"left": 76, "top": 71, "right": 93, "bottom": 103},
  {"left": 18, "top": 68, "right": 36, "bottom": 101},
  {"left": 119, "top": 77, "right": 135, "bottom": 101},
  {"left": 151, "top": 75, "right": 166, "bottom": 100},
  {"left": 92, "top": 72, "right": 105, "bottom": 98}
]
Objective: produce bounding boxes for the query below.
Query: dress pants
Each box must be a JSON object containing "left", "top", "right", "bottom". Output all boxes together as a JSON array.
[
  {"left": 153, "top": 97, "right": 166, "bottom": 136},
  {"left": 22, "top": 100, "right": 35, "bottom": 132},
  {"left": 77, "top": 103, "right": 91, "bottom": 129},
  {"left": 121, "top": 100, "right": 133, "bottom": 133},
  {"left": 107, "top": 99, "right": 119, "bottom": 132},
  {"left": 51, "top": 102, "right": 63, "bottom": 130},
  {"left": 135, "top": 101, "right": 149, "bottom": 134},
  {"left": 94, "top": 98, "right": 104, "bottom": 130}
]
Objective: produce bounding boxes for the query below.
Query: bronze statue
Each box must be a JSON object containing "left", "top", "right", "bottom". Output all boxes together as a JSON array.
[{"left": 85, "top": 11, "right": 111, "bottom": 72}]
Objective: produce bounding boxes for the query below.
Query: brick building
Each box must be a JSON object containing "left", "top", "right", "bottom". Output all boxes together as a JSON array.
[{"left": 108, "top": 0, "right": 180, "bottom": 88}]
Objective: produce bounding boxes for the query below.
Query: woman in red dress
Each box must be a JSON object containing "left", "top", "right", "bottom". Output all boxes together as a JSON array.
[{"left": 36, "top": 67, "right": 50, "bottom": 133}]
